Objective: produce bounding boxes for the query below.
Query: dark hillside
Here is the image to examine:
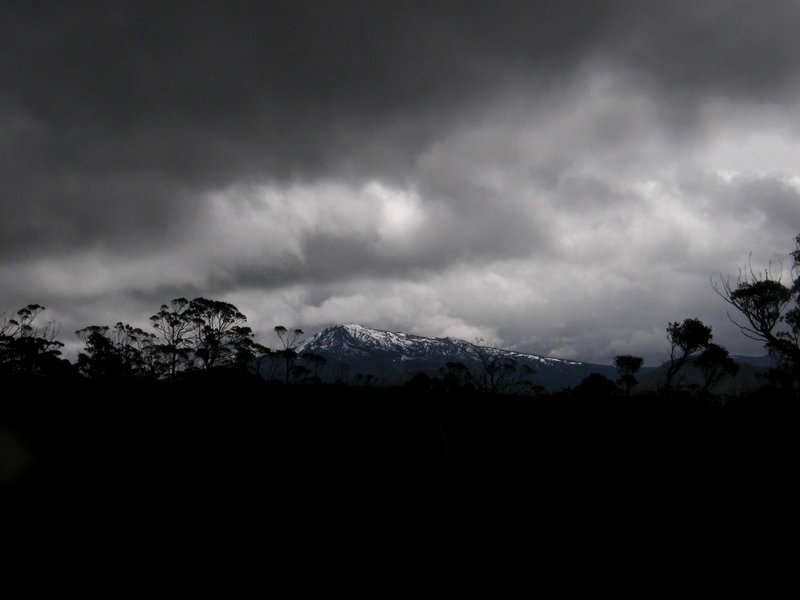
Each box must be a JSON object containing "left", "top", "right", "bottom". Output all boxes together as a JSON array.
[{"left": 3, "top": 378, "right": 795, "bottom": 508}]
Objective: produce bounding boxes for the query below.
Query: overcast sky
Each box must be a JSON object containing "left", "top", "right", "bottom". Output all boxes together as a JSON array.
[{"left": 2, "top": 1, "right": 799, "bottom": 365}]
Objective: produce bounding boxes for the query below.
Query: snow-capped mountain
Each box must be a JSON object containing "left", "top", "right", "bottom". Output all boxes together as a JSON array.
[{"left": 296, "top": 324, "right": 619, "bottom": 390}]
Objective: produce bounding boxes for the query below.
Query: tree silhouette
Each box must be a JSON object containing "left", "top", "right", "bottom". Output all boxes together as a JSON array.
[
  {"left": 186, "top": 298, "right": 254, "bottom": 370},
  {"left": 614, "top": 354, "right": 644, "bottom": 396},
  {"left": 479, "top": 355, "right": 518, "bottom": 393},
  {"left": 274, "top": 326, "right": 304, "bottom": 384},
  {"left": 238, "top": 340, "right": 271, "bottom": 374},
  {"left": 150, "top": 298, "right": 192, "bottom": 381},
  {"left": 694, "top": 343, "right": 739, "bottom": 393},
  {"left": 573, "top": 372, "right": 618, "bottom": 399},
  {"left": 714, "top": 233, "right": 800, "bottom": 390},
  {"left": 473, "top": 339, "right": 536, "bottom": 394},
  {"left": 75, "top": 322, "right": 157, "bottom": 381},
  {"left": 112, "top": 322, "right": 159, "bottom": 379},
  {"left": 440, "top": 361, "right": 474, "bottom": 390},
  {"left": 0, "top": 304, "right": 66, "bottom": 378},
  {"left": 664, "top": 318, "right": 713, "bottom": 392}
]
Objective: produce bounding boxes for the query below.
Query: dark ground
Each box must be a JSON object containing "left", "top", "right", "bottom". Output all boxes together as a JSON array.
[
  {"left": 3, "top": 379, "right": 794, "bottom": 492},
  {"left": 2, "top": 380, "right": 794, "bottom": 589}
]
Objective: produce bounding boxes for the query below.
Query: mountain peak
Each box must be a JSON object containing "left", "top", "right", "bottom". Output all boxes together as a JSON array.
[
  {"left": 301, "top": 323, "right": 574, "bottom": 360},
  {"left": 293, "top": 324, "right": 611, "bottom": 389},
  {"left": 298, "top": 323, "right": 428, "bottom": 357}
]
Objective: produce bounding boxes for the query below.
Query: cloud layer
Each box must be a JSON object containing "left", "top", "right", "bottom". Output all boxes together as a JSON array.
[{"left": 2, "top": 1, "right": 799, "bottom": 365}]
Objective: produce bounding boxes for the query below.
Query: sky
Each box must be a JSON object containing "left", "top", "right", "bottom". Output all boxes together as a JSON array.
[{"left": 2, "top": 1, "right": 799, "bottom": 366}]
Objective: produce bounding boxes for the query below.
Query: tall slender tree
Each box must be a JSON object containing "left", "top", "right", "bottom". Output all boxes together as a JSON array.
[
  {"left": 150, "top": 298, "right": 192, "bottom": 381},
  {"left": 274, "top": 326, "right": 304, "bottom": 384}
]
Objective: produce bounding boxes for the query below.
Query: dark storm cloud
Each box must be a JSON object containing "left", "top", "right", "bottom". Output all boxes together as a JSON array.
[
  {"left": 3, "top": 2, "right": 798, "bottom": 207},
  {"left": 0, "top": 0, "right": 611, "bottom": 256},
  {"left": 0, "top": 1, "right": 612, "bottom": 179},
  {"left": 609, "top": 1, "right": 800, "bottom": 100}
]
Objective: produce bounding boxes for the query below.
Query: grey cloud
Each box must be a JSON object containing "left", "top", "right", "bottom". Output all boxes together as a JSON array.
[
  {"left": 609, "top": 0, "right": 800, "bottom": 102},
  {"left": 729, "top": 178, "right": 800, "bottom": 237},
  {"left": 0, "top": 165, "right": 198, "bottom": 259},
  {"left": 672, "top": 170, "right": 800, "bottom": 257}
]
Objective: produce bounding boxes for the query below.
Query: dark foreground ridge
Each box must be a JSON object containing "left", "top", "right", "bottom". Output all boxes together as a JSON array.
[
  {"left": 2, "top": 376, "right": 796, "bottom": 504},
  {"left": 3, "top": 374, "right": 794, "bottom": 585}
]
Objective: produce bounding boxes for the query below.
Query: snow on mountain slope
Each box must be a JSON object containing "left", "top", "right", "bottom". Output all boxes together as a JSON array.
[
  {"left": 292, "top": 324, "right": 766, "bottom": 391},
  {"left": 295, "top": 324, "right": 616, "bottom": 390},
  {"left": 298, "top": 323, "right": 580, "bottom": 365}
]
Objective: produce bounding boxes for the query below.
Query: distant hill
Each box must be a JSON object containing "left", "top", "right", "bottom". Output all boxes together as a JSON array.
[
  {"left": 636, "top": 355, "right": 775, "bottom": 395},
  {"left": 295, "top": 324, "right": 623, "bottom": 391}
]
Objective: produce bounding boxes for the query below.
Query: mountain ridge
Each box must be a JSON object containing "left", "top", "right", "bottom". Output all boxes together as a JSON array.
[
  {"left": 295, "top": 324, "right": 620, "bottom": 390},
  {"left": 293, "top": 324, "right": 773, "bottom": 392}
]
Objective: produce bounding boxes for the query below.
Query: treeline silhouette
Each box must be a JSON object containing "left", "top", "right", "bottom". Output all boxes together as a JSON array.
[
  {"left": 0, "top": 297, "right": 321, "bottom": 388},
  {"left": 0, "top": 299, "right": 778, "bottom": 402},
  {"left": 2, "top": 233, "right": 800, "bottom": 402}
]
